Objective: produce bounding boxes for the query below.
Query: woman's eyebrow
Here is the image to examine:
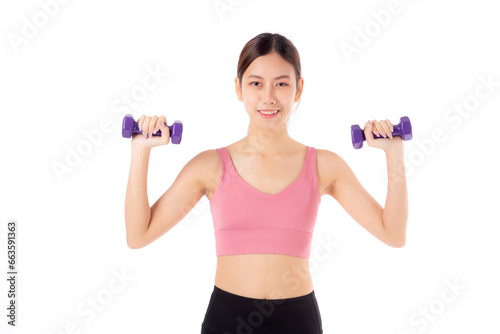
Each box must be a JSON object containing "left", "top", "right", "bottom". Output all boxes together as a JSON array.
[{"left": 247, "top": 74, "right": 291, "bottom": 80}]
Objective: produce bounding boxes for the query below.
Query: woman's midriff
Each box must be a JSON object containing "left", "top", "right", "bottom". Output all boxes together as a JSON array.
[{"left": 214, "top": 253, "right": 314, "bottom": 300}]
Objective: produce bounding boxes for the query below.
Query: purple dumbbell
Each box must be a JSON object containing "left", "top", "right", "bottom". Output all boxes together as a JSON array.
[
  {"left": 122, "top": 114, "right": 183, "bottom": 144},
  {"left": 351, "top": 116, "right": 412, "bottom": 149}
]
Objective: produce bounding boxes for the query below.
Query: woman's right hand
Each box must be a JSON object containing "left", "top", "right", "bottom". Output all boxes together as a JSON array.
[{"left": 131, "top": 115, "right": 171, "bottom": 149}]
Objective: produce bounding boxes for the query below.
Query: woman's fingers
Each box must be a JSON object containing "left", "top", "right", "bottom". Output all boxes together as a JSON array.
[
  {"left": 157, "top": 116, "right": 167, "bottom": 136},
  {"left": 386, "top": 119, "right": 394, "bottom": 132},
  {"left": 155, "top": 116, "right": 166, "bottom": 134},
  {"left": 370, "top": 119, "right": 393, "bottom": 138},
  {"left": 141, "top": 117, "right": 151, "bottom": 138},
  {"left": 134, "top": 115, "right": 170, "bottom": 143},
  {"left": 385, "top": 119, "right": 394, "bottom": 138},
  {"left": 158, "top": 116, "right": 170, "bottom": 144},
  {"left": 138, "top": 115, "right": 146, "bottom": 132},
  {"left": 364, "top": 120, "right": 374, "bottom": 142},
  {"left": 138, "top": 115, "right": 160, "bottom": 138},
  {"left": 371, "top": 120, "right": 383, "bottom": 137},
  {"left": 379, "top": 120, "right": 392, "bottom": 138},
  {"left": 149, "top": 115, "right": 159, "bottom": 137},
  {"left": 131, "top": 115, "right": 171, "bottom": 148}
]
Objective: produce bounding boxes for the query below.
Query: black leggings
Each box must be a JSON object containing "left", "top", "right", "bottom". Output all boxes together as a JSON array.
[{"left": 201, "top": 285, "right": 323, "bottom": 334}]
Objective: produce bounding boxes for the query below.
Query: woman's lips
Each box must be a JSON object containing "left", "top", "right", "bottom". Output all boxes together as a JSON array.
[{"left": 258, "top": 109, "right": 280, "bottom": 118}]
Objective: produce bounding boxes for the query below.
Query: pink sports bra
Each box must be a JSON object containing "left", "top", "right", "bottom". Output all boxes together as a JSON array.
[{"left": 209, "top": 146, "right": 321, "bottom": 259}]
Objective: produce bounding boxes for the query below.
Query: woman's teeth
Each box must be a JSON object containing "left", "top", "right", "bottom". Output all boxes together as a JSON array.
[{"left": 259, "top": 110, "right": 279, "bottom": 115}]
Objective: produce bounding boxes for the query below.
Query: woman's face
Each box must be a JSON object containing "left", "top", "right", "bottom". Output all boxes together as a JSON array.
[{"left": 235, "top": 52, "right": 303, "bottom": 129}]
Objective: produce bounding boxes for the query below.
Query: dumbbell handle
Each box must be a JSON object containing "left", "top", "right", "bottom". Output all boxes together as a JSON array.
[
  {"left": 362, "top": 123, "right": 405, "bottom": 140},
  {"left": 129, "top": 121, "right": 171, "bottom": 137}
]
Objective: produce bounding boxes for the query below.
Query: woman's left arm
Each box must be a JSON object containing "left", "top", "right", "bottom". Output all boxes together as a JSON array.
[
  {"left": 367, "top": 119, "right": 408, "bottom": 247},
  {"left": 321, "top": 119, "right": 408, "bottom": 248}
]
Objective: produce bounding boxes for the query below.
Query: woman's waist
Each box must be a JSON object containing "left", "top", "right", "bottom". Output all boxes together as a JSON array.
[{"left": 214, "top": 254, "right": 313, "bottom": 299}]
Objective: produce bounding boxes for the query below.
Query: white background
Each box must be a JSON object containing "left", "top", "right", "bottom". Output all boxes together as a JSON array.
[{"left": 1, "top": 0, "right": 499, "bottom": 333}]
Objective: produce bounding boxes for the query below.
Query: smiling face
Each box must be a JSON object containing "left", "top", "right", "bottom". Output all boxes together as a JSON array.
[{"left": 235, "top": 51, "right": 303, "bottom": 129}]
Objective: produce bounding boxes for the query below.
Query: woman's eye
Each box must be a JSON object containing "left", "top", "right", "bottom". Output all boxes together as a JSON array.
[{"left": 250, "top": 82, "right": 287, "bottom": 87}]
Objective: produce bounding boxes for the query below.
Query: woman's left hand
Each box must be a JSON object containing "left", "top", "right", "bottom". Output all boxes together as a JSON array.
[{"left": 364, "top": 119, "right": 404, "bottom": 153}]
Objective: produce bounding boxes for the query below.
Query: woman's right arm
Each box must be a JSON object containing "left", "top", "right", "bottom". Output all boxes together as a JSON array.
[
  {"left": 125, "top": 145, "right": 153, "bottom": 248},
  {"left": 124, "top": 115, "right": 208, "bottom": 249}
]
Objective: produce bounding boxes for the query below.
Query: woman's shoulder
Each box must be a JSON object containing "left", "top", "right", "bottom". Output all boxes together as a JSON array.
[
  {"left": 315, "top": 147, "right": 347, "bottom": 197},
  {"left": 198, "top": 145, "right": 242, "bottom": 200},
  {"left": 315, "top": 147, "right": 345, "bottom": 171},
  {"left": 197, "top": 141, "right": 239, "bottom": 167},
  {"left": 195, "top": 148, "right": 221, "bottom": 169}
]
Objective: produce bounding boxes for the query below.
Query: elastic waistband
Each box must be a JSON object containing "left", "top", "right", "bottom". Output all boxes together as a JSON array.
[{"left": 213, "top": 285, "right": 315, "bottom": 303}]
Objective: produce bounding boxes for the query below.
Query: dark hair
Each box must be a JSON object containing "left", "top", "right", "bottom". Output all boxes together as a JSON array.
[{"left": 237, "top": 33, "right": 302, "bottom": 124}]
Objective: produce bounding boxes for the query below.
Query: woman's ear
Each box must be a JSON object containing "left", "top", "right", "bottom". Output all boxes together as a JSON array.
[
  {"left": 294, "top": 77, "right": 304, "bottom": 103},
  {"left": 235, "top": 77, "right": 244, "bottom": 102}
]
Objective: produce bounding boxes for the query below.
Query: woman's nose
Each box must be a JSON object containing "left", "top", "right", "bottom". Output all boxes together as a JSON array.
[{"left": 262, "top": 86, "right": 276, "bottom": 102}]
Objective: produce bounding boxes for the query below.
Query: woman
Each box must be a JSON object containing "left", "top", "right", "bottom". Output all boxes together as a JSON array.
[{"left": 125, "top": 32, "right": 408, "bottom": 334}]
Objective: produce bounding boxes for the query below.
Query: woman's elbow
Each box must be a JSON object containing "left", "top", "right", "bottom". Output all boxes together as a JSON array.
[
  {"left": 126, "top": 234, "right": 145, "bottom": 249},
  {"left": 387, "top": 236, "right": 406, "bottom": 248}
]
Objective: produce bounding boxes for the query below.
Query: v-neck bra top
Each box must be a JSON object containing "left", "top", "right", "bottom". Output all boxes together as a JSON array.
[{"left": 209, "top": 146, "right": 321, "bottom": 259}]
